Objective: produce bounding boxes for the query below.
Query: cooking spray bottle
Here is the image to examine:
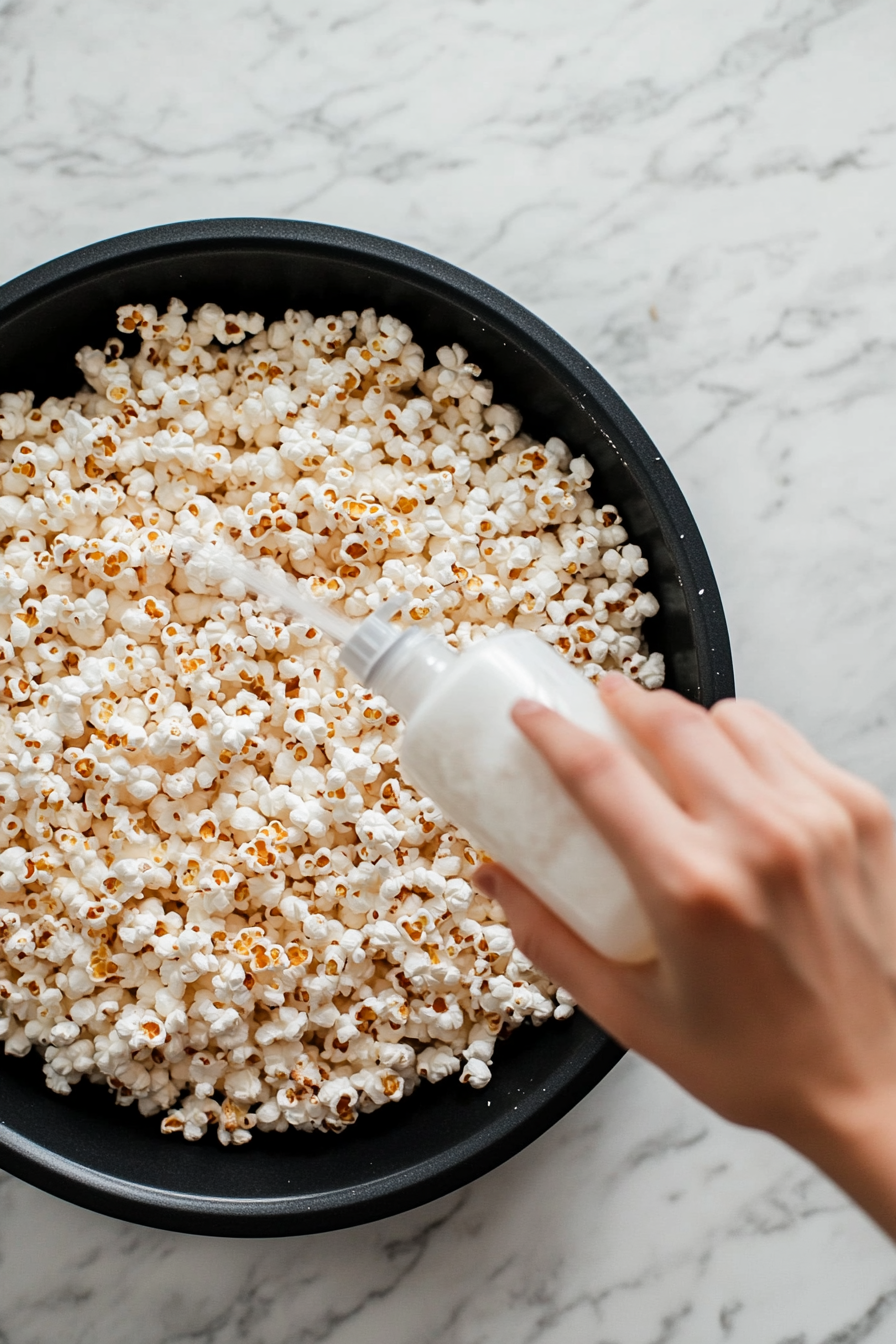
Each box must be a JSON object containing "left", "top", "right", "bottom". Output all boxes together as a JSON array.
[{"left": 211, "top": 546, "right": 654, "bottom": 963}]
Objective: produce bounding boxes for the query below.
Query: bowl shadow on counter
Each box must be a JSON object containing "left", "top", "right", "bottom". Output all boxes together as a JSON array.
[{"left": 0, "top": 219, "right": 732, "bottom": 1236}]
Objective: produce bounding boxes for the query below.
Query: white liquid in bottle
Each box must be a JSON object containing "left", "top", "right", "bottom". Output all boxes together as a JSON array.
[{"left": 219, "top": 546, "right": 655, "bottom": 965}]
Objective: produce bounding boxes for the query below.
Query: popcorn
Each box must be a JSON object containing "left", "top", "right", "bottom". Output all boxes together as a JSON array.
[{"left": 0, "top": 298, "right": 664, "bottom": 1145}]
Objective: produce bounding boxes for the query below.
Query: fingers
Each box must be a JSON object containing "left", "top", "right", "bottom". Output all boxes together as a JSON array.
[
  {"left": 511, "top": 698, "right": 701, "bottom": 897},
  {"left": 473, "top": 862, "right": 654, "bottom": 1044},
  {"left": 733, "top": 701, "right": 881, "bottom": 800},
  {"left": 598, "top": 674, "right": 762, "bottom": 820},
  {"left": 709, "top": 698, "right": 839, "bottom": 797},
  {"left": 710, "top": 698, "right": 803, "bottom": 781},
  {"left": 712, "top": 698, "right": 895, "bottom": 854},
  {"left": 710, "top": 697, "right": 862, "bottom": 808}
]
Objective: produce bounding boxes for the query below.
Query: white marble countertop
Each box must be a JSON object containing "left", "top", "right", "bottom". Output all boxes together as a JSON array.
[{"left": 2, "top": 0, "right": 896, "bottom": 1339}]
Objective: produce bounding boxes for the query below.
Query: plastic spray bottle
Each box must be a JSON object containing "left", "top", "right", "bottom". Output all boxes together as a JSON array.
[{"left": 218, "top": 548, "right": 655, "bottom": 964}]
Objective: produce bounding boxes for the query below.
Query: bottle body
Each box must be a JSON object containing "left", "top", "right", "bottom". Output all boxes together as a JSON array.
[{"left": 392, "top": 631, "right": 655, "bottom": 963}]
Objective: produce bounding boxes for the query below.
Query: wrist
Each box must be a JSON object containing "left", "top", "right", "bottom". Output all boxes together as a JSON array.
[{"left": 781, "top": 1085, "right": 896, "bottom": 1238}]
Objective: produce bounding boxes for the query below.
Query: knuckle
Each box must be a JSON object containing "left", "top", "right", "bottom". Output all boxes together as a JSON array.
[
  {"left": 745, "top": 797, "right": 859, "bottom": 880},
  {"left": 663, "top": 852, "right": 739, "bottom": 913},
  {"left": 708, "top": 696, "right": 741, "bottom": 724},
  {"left": 763, "top": 829, "right": 815, "bottom": 881},
  {"left": 665, "top": 862, "right": 769, "bottom": 936},
  {"left": 710, "top": 696, "right": 763, "bottom": 730},
  {"left": 663, "top": 849, "right": 770, "bottom": 935},
  {"left": 812, "top": 800, "right": 857, "bottom": 854},
  {"left": 847, "top": 781, "right": 894, "bottom": 842},
  {"left": 741, "top": 803, "right": 817, "bottom": 879}
]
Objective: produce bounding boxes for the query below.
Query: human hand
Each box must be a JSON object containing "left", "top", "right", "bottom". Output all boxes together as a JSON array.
[{"left": 474, "top": 676, "right": 896, "bottom": 1235}]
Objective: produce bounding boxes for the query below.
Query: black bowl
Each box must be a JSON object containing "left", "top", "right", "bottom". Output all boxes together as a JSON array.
[{"left": 0, "top": 219, "right": 734, "bottom": 1236}]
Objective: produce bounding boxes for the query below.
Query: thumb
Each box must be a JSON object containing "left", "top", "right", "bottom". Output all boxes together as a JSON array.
[{"left": 474, "top": 863, "right": 656, "bottom": 1045}]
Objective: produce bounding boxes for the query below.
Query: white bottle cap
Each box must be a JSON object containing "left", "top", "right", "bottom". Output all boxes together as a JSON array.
[
  {"left": 341, "top": 601, "right": 458, "bottom": 718},
  {"left": 340, "top": 598, "right": 406, "bottom": 682}
]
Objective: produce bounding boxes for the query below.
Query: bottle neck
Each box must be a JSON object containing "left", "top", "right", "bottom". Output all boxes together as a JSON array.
[{"left": 365, "top": 626, "right": 458, "bottom": 719}]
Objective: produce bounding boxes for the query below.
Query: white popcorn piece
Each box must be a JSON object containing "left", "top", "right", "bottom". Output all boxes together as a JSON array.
[{"left": 460, "top": 1057, "right": 492, "bottom": 1089}]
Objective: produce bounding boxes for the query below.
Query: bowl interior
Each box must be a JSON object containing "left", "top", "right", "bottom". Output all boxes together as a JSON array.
[{"left": 0, "top": 222, "right": 731, "bottom": 1235}]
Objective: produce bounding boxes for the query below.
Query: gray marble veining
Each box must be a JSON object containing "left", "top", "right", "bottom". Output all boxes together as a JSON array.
[{"left": 1, "top": 0, "right": 896, "bottom": 1340}]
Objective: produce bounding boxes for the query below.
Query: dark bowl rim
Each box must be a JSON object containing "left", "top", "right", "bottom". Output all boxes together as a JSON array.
[
  {"left": 0, "top": 1031, "right": 626, "bottom": 1237},
  {"left": 0, "top": 218, "right": 734, "bottom": 1236}
]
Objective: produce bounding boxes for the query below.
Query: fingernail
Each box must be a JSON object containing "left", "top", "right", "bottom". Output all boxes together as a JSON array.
[
  {"left": 512, "top": 698, "right": 544, "bottom": 718},
  {"left": 473, "top": 864, "right": 497, "bottom": 896}
]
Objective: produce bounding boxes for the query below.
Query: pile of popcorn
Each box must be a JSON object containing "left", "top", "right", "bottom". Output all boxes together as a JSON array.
[{"left": 0, "top": 298, "right": 663, "bottom": 1145}]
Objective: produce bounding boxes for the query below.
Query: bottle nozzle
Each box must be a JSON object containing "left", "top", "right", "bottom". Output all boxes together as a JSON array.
[
  {"left": 190, "top": 540, "right": 439, "bottom": 704},
  {"left": 340, "top": 598, "right": 407, "bottom": 681},
  {"left": 185, "top": 541, "right": 356, "bottom": 645}
]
